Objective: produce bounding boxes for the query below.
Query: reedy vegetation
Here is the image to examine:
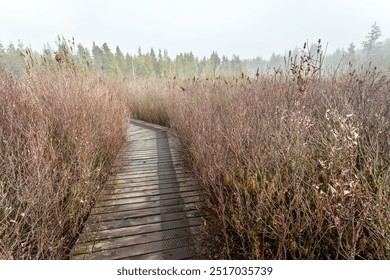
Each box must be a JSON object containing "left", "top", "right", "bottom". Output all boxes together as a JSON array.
[
  {"left": 0, "top": 52, "right": 130, "bottom": 259},
  {"left": 0, "top": 40, "right": 389, "bottom": 259},
  {"left": 130, "top": 50, "right": 390, "bottom": 259}
]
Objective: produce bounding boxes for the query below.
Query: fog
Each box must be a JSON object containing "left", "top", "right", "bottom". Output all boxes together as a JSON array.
[{"left": 1, "top": 0, "right": 389, "bottom": 59}]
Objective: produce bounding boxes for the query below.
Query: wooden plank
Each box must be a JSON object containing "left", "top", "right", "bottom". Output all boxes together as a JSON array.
[
  {"left": 101, "top": 181, "right": 197, "bottom": 195},
  {"left": 86, "top": 209, "right": 200, "bottom": 232},
  {"left": 91, "top": 195, "right": 202, "bottom": 215},
  {"left": 107, "top": 176, "right": 193, "bottom": 186},
  {"left": 110, "top": 167, "right": 187, "bottom": 177},
  {"left": 72, "top": 225, "right": 200, "bottom": 256},
  {"left": 116, "top": 158, "right": 182, "bottom": 165},
  {"left": 109, "top": 172, "right": 189, "bottom": 183},
  {"left": 95, "top": 190, "right": 201, "bottom": 207},
  {"left": 99, "top": 185, "right": 200, "bottom": 201},
  {"left": 70, "top": 119, "right": 203, "bottom": 260},
  {"left": 72, "top": 236, "right": 195, "bottom": 260},
  {"left": 119, "top": 245, "right": 197, "bottom": 260},
  {"left": 111, "top": 163, "right": 186, "bottom": 173},
  {"left": 88, "top": 202, "right": 200, "bottom": 223},
  {"left": 77, "top": 216, "right": 202, "bottom": 242}
]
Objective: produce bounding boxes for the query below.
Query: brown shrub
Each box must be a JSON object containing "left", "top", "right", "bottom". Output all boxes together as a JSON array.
[
  {"left": 0, "top": 68, "right": 130, "bottom": 259},
  {"left": 165, "top": 73, "right": 389, "bottom": 259}
]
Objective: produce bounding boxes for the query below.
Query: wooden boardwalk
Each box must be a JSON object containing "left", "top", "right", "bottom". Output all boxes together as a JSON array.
[{"left": 70, "top": 119, "right": 203, "bottom": 260}]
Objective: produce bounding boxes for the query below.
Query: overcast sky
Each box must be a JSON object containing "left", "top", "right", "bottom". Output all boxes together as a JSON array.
[{"left": 1, "top": 0, "right": 389, "bottom": 59}]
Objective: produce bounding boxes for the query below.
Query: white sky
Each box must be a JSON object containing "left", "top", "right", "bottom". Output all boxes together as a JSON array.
[{"left": 0, "top": 0, "right": 389, "bottom": 59}]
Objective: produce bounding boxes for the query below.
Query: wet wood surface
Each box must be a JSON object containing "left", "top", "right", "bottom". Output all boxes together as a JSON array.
[{"left": 70, "top": 119, "right": 202, "bottom": 260}]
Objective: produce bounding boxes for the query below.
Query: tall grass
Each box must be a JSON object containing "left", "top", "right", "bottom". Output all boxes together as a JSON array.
[
  {"left": 167, "top": 72, "right": 389, "bottom": 259},
  {"left": 1, "top": 44, "right": 389, "bottom": 259},
  {"left": 128, "top": 67, "right": 389, "bottom": 259},
  {"left": 126, "top": 79, "right": 175, "bottom": 127},
  {"left": 0, "top": 64, "right": 130, "bottom": 259}
]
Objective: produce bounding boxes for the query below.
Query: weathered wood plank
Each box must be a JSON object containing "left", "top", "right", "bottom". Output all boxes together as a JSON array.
[
  {"left": 101, "top": 181, "right": 197, "bottom": 195},
  {"left": 108, "top": 173, "right": 190, "bottom": 184},
  {"left": 72, "top": 225, "right": 200, "bottom": 256},
  {"left": 99, "top": 184, "right": 200, "bottom": 201},
  {"left": 70, "top": 119, "right": 203, "bottom": 260},
  {"left": 88, "top": 202, "right": 200, "bottom": 223},
  {"left": 78, "top": 216, "right": 202, "bottom": 242},
  {"left": 86, "top": 209, "right": 201, "bottom": 232},
  {"left": 107, "top": 176, "right": 193, "bottom": 186},
  {"left": 72, "top": 236, "right": 196, "bottom": 260},
  {"left": 91, "top": 195, "right": 202, "bottom": 215},
  {"left": 95, "top": 190, "right": 201, "bottom": 207}
]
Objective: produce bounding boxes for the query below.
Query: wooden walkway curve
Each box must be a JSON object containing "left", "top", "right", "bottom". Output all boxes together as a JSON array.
[{"left": 70, "top": 119, "right": 203, "bottom": 260}]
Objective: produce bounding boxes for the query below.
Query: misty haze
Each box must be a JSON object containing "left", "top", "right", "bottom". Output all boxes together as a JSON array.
[{"left": 0, "top": 0, "right": 389, "bottom": 262}]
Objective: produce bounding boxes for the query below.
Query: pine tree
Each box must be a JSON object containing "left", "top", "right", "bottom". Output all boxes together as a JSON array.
[
  {"left": 135, "top": 47, "right": 146, "bottom": 77},
  {"left": 362, "top": 22, "right": 382, "bottom": 59},
  {"left": 175, "top": 53, "right": 183, "bottom": 77},
  {"left": 5, "top": 42, "right": 25, "bottom": 77},
  {"left": 220, "top": 55, "right": 230, "bottom": 76},
  {"left": 76, "top": 43, "right": 92, "bottom": 67},
  {"left": 346, "top": 43, "right": 356, "bottom": 65},
  {"left": 187, "top": 52, "right": 198, "bottom": 77},
  {"left": 210, "top": 51, "right": 221, "bottom": 77},
  {"left": 145, "top": 48, "right": 158, "bottom": 77},
  {"left": 231, "top": 54, "right": 242, "bottom": 76},
  {"left": 115, "top": 46, "right": 126, "bottom": 75},
  {"left": 125, "top": 53, "right": 135, "bottom": 78},
  {"left": 162, "top": 49, "right": 172, "bottom": 77},
  {"left": 156, "top": 49, "right": 163, "bottom": 77},
  {"left": 92, "top": 42, "right": 104, "bottom": 71},
  {"left": 199, "top": 56, "right": 209, "bottom": 78},
  {"left": 347, "top": 43, "right": 356, "bottom": 55},
  {"left": 101, "top": 42, "right": 118, "bottom": 76}
]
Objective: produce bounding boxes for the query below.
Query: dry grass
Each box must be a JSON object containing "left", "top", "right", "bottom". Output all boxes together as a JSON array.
[
  {"left": 129, "top": 70, "right": 389, "bottom": 259},
  {"left": 1, "top": 47, "right": 389, "bottom": 260},
  {"left": 126, "top": 79, "right": 176, "bottom": 127},
  {"left": 168, "top": 74, "right": 389, "bottom": 259},
  {"left": 0, "top": 66, "right": 130, "bottom": 259}
]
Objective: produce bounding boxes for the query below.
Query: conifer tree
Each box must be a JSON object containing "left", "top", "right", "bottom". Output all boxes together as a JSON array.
[
  {"left": 4, "top": 42, "right": 25, "bottom": 77},
  {"left": 125, "top": 53, "right": 135, "bottom": 78},
  {"left": 77, "top": 43, "right": 92, "bottom": 66},
  {"left": 101, "top": 42, "right": 118, "bottom": 76},
  {"left": 135, "top": 47, "right": 146, "bottom": 77},
  {"left": 210, "top": 51, "right": 221, "bottom": 77},
  {"left": 92, "top": 42, "right": 104, "bottom": 72},
  {"left": 145, "top": 48, "right": 158, "bottom": 77},
  {"left": 362, "top": 22, "right": 382, "bottom": 60},
  {"left": 115, "top": 46, "right": 126, "bottom": 75}
]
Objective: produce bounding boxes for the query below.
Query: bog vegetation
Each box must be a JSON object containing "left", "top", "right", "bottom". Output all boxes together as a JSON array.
[
  {"left": 132, "top": 59, "right": 390, "bottom": 260},
  {"left": 0, "top": 44, "right": 130, "bottom": 259},
  {"left": 0, "top": 30, "right": 389, "bottom": 259}
]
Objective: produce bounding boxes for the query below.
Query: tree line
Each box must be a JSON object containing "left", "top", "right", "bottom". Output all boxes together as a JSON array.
[{"left": 1, "top": 23, "right": 389, "bottom": 79}]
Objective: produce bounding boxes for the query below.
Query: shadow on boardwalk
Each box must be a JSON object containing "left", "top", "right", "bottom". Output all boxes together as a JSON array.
[{"left": 70, "top": 119, "right": 203, "bottom": 260}]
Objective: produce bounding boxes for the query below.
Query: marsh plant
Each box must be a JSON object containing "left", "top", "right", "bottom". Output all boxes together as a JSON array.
[
  {"left": 0, "top": 46, "right": 130, "bottom": 259},
  {"left": 128, "top": 52, "right": 389, "bottom": 259},
  {"left": 1, "top": 39, "right": 389, "bottom": 259}
]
